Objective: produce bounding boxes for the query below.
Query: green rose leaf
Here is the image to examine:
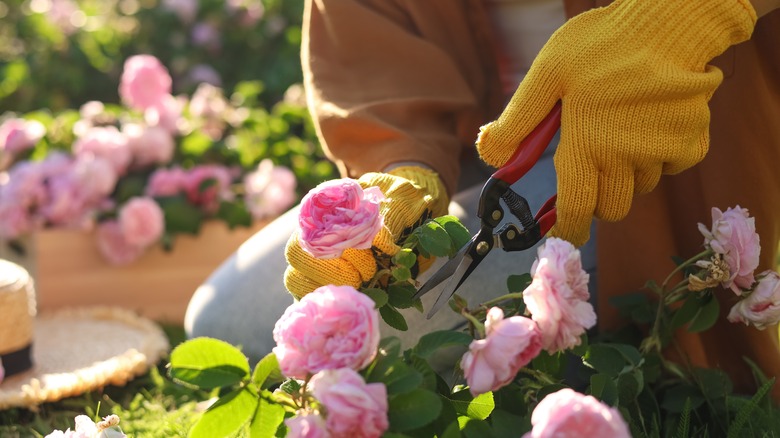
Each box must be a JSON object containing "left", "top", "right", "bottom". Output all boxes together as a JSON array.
[
  {"left": 450, "top": 390, "right": 495, "bottom": 420},
  {"left": 169, "top": 337, "right": 250, "bottom": 389},
  {"left": 434, "top": 215, "right": 472, "bottom": 252},
  {"left": 412, "top": 330, "right": 473, "bottom": 359},
  {"left": 157, "top": 195, "right": 203, "bottom": 235},
  {"left": 362, "top": 287, "right": 389, "bottom": 308},
  {"left": 687, "top": 293, "right": 720, "bottom": 333},
  {"left": 380, "top": 305, "right": 409, "bottom": 331},
  {"left": 387, "top": 282, "right": 417, "bottom": 309},
  {"left": 248, "top": 393, "right": 286, "bottom": 437},
  {"left": 459, "top": 417, "right": 494, "bottom": 437},
  {"left": 417, "top": 221, "right": 453, "bottom": 258},
  {"left": 382, "top": 362, "right": 424, "bottom": 395},
  {"left": 583, "top": 344, "right": 630, "bottom": 378},
  {"left": 216, "top": 201, "right": 253, "bottom": 229},
  {"left": 188, "top": 388, "right": 258, "bottom": 438},
  {"left": 388, "top": 389, "right": 443, "bottom": 432},
  {"left": 391, "top": 266, "right": 413, "bottom": 282},
  {"left": 392, "top": 248, "right": 418, "bottom": 269},
  {"left": 251, "top": 353, "right": 283, "bottom": 390},
  {"left": 507, "top": 274, "right": 532, "bottom": 293},
  {"left": 589, "top": 373, "right": 619, "bottom": 406}
]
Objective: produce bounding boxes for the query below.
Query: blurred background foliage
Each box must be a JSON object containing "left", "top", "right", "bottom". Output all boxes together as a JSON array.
[{"left": 0, "top": 0, "right": 337, "bottom": 193}]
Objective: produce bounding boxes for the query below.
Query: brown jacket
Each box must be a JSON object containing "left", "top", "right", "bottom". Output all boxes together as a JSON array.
[{"left": 302, "top": 0, "right": 780, "bottom": 397}]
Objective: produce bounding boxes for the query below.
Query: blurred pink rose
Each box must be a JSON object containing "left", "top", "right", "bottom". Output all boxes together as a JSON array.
[
  {"left": 183, "top": 165, "right": 234, "bottom": 213},
  {"left": 523, "top": 238, "right": 596, "bottom": 353},
  {"left": 226, "top": 0, "right": 265, "bottom": 27},
  {"left": 728, "top": 270, "right": 780, "bottom": 329},
  {"left": 244, "top": 159, "right": 297, "bottom": 220},
  {"left": 162, "top": 0, "right": 198, "bottom": 23},
  {"left": 0, "top": 118, "right": 45, "bottom": 154},
  {"left": 461, "top": 307, "right": 542, "bottom": 396},
  {"left": 698, "top": 206, "right": 760, "bottom": 295},
  {"left": 146, "top": 167, "right": 188, "bottom": 197},
  {"left": 310, "top": 368, "right": 388, "bottom": 438},
  {"left": 144, "top": 94, "right": 185, "bottom": 134},
  {"left": 273, "top": 285, "right": 380, "bottom": 379},
  {"left": 119, "top": 55, "right": 173, "bottom": 111},
  {"left": 298, "top": 179, "right": 385, "bottom": 259},
  {"left": 96, "top": 221, "right": 145, "bottom": 266},
  {"left": 123, "top": 124, "right": 175, "bottom": 168},
  {"left": 285, "top": 412, "right": 330, "bottom": 438},
  {"left": 72, "top": 126, "right": 132, "bottom": 175},
  {"left": 71, "top": 156, "right": 118, "bottom": 199},
  {"left": 118, "top": 197, "right": 165, "bottom": 248},
  {"left": 523, "top": 388, "right": 630, "bottom": 438}
]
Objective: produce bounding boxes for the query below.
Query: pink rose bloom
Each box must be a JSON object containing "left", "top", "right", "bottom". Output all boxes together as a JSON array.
[
  {"left": 118, "top": 197, "right": 165, "bottom": 248},
  {"left": 310, "top": 368, "right": 388, "bottom": 438},
  {"left": 273, "top": 285, "right": 380, "bottom": 379},
  {"left": 144, "top": 94, "right": 185, "bottom": 134},
  {"left": 146, "top": 167, "right": 188, "bottom": 197},
  {"left": 0, "top": 118, "right": 45, "bottom": 154},
  {"left": 728, "top": 270, "right": 780, "bottom": 329},
  {"left": 523, "top": 388, "right": 630, "bottom": 438},
  {"left": 72, "top": 126, "right": 132, "bottom": 175},
  {"left": 183, "top": 164, "right": 234, "bottom": 213},
  {"left": 285, "top": 412, "right": 331, "bottom": 438},
  {"left": 72, "top": 155, "right": 118, "bottom": 199},
  {"left": 523, "top": 238, "right": 596, "bottom": 353},
  {"left": 123, "top": 124, "right": 175, "bottom": 168},
  {"left": 298, "top": 179, "right": 385, "bottom": 259},
  {"left": 96, "top": 221, "right": 145, "bottom": 265},
  {"left": 698, "top": 206, "right": 760, "bottom": 295},
  {"left": 244, "top": 159, "right": 297, "bottom": 220},
  {"left": 461, "top": 307, "right": 542, "bottom": 396},
  {"left": 119, "top": 55, "right": 172, "bottom": 111}
]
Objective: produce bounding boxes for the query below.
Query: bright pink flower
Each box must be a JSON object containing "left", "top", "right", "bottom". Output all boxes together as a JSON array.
[
  {"left": 523, "top": 388, "right": 630, "bottom": 438},
  {"left": 72, "top": 155, "right": 118, "bottom": 199},
  {"left": 144, "top": 94, "right": 184, "bottom": 134},
  {"left": 0, "top": 118, "right": 45, "bottom": 154},
  {"left": 461, "top": 307, "right": 542, "bottom": 396},
  {"left": 698, "top": 206, "right": 760, "bottom": 295},
  {"left": 310, "top": 368, "right": 388, "bottom": 438},
  {"left": 96, "top": 221, "right": 145, "bottom": 265},
  {"left": 123, "top": 124, "right": 175, "bottom": 168},
  {"left": 145, "top": 167, "right": 188, "bottom": 197},
  {"left": 285, "top": 412, "right": 331, "bottom": 438},
  {"left": 298, "top": 179, "right": 385, "bottom": 259},
  {"left": 244, "top": 159, "right": 297, "bottom": 220},
  {"left": 273, "top": 285, "right": 380, "bottom": 379},
  {"left": 118, "top": 197, "right": 165, "bottom": 248},
  {"left": 72, "top": 126, "right": 131, "bottom": 175},
  {"left": 183, "top": 164, "right": 234, "bottom": 213},
  {"left": 523, "top": 238, "right": 596, "bottom": 353},
  {"left": 119, "top": 55, "right": 172, "bottom": 111},
  {"left": 728, "top": 270, "right": 780, "bottom": 330}
]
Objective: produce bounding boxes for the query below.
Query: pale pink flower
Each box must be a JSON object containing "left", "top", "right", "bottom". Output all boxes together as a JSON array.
[
  {"left": 523, "top": 238, "right": 596, "bottom": 353},
  {"left": 145, "top": 167, "right": 188, "bottom": 197},
  {"left": 123, "top": 123, "right": 175, "bottom": 168},
  {"left": 461, "top": 307, "right": 542, "bottom": 396},
  {"left": 71, "top": 155, "right": 118, "bottom": 199},
  {"left": 0, "top": 118, "right": 45, "bottom": 154},
  {"left": 728, "top": 270, "right": 780, "bottom": 330},
  {"left": 72, "top": 126, "right": 132, "bottom": 175},
  {"left": 45, "top": 414, "right": 126, "bottom": 438},
  {"left": 96, "top": 221, "right": 145, "bottom": 265},
  {"left": 244, "top": 159, "right": 297, "bottom": 220},
  {"left": 118, "top": 197, "right": 165, "bottom": 248},
  {"left": 698, "top": 206, "right": 760, "bottom": 295},
  {"left": 144, "top": 94, "right": 185, "bottom": 134},
  {"left": 298, "top": 179, "right": 385, "bottom": 259},
  {"left": 523, "top": 388, "right": 630, "bottom": 438},
  {"left": 285, "top": 412, "right": 331, "bottom": 438},
  {"left": 119, "top": 55, "right": 173, "bottom": 111},
  {"left": 183, "top": 164, "right": 234, "bottom": 213},
  {"left": 273, "top": 285, "right": 380, "bottom": 379},
  {"left": 309, "top": 368, "right": 388, "bottom": 438}
]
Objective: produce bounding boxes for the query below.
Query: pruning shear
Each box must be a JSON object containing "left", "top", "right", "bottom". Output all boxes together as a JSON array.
[{"left": 413, "top": 102, "right": 562, "bottom": 318}]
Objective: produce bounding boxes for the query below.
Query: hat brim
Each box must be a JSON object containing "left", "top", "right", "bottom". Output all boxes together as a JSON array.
[{"left": 0, "top": 306, "right": 169, "bottom": 410}]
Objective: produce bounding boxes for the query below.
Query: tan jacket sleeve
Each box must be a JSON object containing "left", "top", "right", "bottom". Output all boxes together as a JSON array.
[{"left": 302, "top": 0, "right": 503, "bottom": 195}]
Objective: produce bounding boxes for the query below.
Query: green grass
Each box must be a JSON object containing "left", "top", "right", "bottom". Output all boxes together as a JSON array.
[{"left": 0, "top": 325, "right": 209, "bottom": 437}]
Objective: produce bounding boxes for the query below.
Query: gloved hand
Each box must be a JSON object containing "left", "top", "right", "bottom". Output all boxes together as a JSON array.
[
  {"left": 284, "top": 166, "right": 449, "bottom": 299},
  {"left": 476, "top": 0, "right": 756, "bottom": 246}
]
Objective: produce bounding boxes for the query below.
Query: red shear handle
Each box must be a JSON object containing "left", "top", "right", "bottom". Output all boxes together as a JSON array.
[
  {"left": 492, "top": 102, "right": 562, "bottom": 185},
  {"left": 535, "top": 194, "right": 557, "bottom": 236}
]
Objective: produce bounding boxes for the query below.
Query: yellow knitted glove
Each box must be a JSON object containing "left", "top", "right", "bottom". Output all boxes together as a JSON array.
[
  {"left": 284, "top": 166, "right": 449, "bottom": 299},
  {"left": 476, "top": 0, "right": 756, "bottom": 246}
]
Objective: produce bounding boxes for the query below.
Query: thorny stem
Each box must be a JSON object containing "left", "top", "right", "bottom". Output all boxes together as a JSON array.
[
  {"left": 661, "top": 249, "right": 711, "bottom": 289},
  {"left": 518, "top": 367, "right": 557, "bottom": 386},
  {"left": 367, "top": 269, "right": 392, "bottom": 289},
  {"left": 479, "top": 292, "right": 524, "bottom": 309},
  {"left": 461, "top": 310, "right": 486, "bottom": 338}
]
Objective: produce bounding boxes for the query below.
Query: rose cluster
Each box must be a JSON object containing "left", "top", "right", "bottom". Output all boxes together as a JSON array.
[{"left": 0, "top": 54, "right": 297, "bottom": 265}]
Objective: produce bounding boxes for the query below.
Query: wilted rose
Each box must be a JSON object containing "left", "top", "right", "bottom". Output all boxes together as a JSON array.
[
  {"left": 309, "top": 368, "right": 388, "bottom": 438},
  {"left": 523, "top": 238, "right": 596, "bottom": 353},
  {"left": 118, "top": 197, "right": 165, "bottom": 248},
  {"left": 698, "top": 206, "right": 760, "bottom": 295},
  {"left": 523, "top": 388, "right": 630, "bottom": 438},
  {"left": 273, "top": 285, "right": 380, "bottom": 379},
  {"left": 461, "top": 307, "right": 542, "bottom": 396},
  {"left": 728, "top": 270, "right": 780, "bottom": 330},
  {"left": 285, "top": 412, "right": 330, "bottom": 438},
  {"left": 298, "top": 178, "right": 385, "bottom": 259},
  {"left": 119, "top": 55, "right": 173, "bottom": 111}
]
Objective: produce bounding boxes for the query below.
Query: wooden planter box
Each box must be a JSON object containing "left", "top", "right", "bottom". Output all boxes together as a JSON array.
[{"left": 5, "top": 221, "right": 265, "bottom": 325}]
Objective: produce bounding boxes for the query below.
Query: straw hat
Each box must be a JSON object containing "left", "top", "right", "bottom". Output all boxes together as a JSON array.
[{"left": 0, "top": 259, "right": 170, "bottom": 410}]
